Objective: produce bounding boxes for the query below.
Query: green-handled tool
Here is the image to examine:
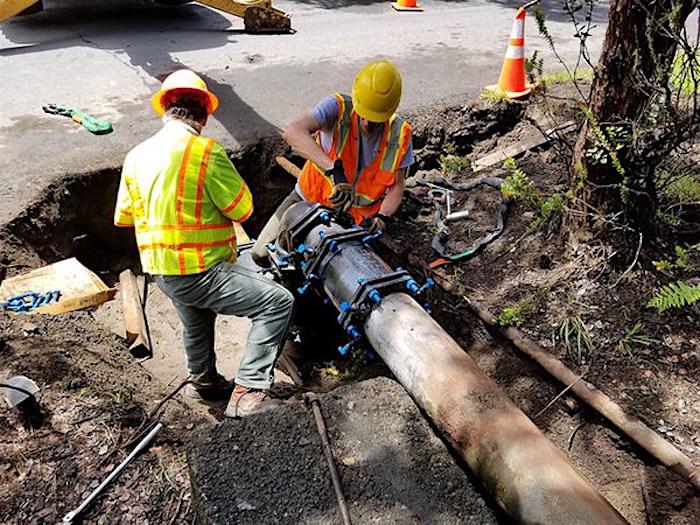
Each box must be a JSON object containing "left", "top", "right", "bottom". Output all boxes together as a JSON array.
[{"left": 42, "top": 104, "right": 113, "bottom": 135}]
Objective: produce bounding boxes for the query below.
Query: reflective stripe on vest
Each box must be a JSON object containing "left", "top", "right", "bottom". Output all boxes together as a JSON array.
[
  {"left": 298, "top": 93, "right": 412, "bottom": 224},
  {"left": 125, "top": 132, "right": 237, "bottom": 275}
]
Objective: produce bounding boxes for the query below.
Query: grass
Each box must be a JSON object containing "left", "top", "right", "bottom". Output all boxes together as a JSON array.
[
  {"left": 616, "top": 323, "right": 658, "bottom": 357},
  {"left": 558, "top": 315, "right": 595, "bottom": 364}
]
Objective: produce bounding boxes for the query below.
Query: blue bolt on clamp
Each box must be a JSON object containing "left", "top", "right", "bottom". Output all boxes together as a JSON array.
[
  {"left": 367, "top": 288, "right": 382, "bottom": 305},
  {"left": 346, "top": 324, "right": 362, "bottom": 341},
  {"left": 319, "top": 210, "right": 331, "bottom": 224},
  {"left": 297, "top": 282, "right": 311, "bottom": 295},
  {"left": 338, "top": 341, "right": 353, "bottom": 356},
  {"left": 296, "top": 244, "right": 309, "bottom": 255},
  {"left": 406, "top": 279, "right": 420, "bottom": 294},
  {"left": 328, "top": 240, "right": 339, "bottom": 253},
  {"left": 267, "top": 242, "right": 277, "bottom": 252}
]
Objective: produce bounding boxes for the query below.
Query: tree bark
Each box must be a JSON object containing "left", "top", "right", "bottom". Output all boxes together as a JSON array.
[{"left": 571, "top": 0, "right": 697, "bottom": 238}]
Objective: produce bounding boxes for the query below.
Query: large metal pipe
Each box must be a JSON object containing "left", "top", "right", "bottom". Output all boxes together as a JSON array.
[
  {"left": 276, "top": 203, "right": 628, "bottom": 524},
  {"left": 365, "top": 294, "right": 626, "bottom": 524}
]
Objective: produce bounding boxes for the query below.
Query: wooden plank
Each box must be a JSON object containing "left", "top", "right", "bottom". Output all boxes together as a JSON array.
[
  {"left": 119, "top": 269, "right": 151, "bottom": 358},
  {"left": 473, "top": 120, "right": 577, "bottom": 172},
  {"left": 0, "top": 258, "right": 115, "bottom": 315}
]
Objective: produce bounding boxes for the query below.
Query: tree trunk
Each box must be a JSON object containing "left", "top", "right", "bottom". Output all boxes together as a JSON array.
[{"left": 571, "top": 0, "right": 697, "bottom": 239}]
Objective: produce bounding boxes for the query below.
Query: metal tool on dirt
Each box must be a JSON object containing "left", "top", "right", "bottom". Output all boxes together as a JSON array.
[
  {"left": 262, "top": 201, "right": 628, "bottom": 524},
  {"left": 0, "top": 375, "right": 39, "bottom": 408},
  {"left": 303, "top": 392, "right": 352, "bottom": 525},
  {"left": 42, "top": 104, "right": 113, "bottom": 135},
  {"left": 62, "top": 422, "right": 164, "bottom": 525}
]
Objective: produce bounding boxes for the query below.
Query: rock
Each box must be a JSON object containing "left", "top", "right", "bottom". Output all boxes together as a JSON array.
[{"left": 21, "top": 322, "right": 38, "bottom": 334}]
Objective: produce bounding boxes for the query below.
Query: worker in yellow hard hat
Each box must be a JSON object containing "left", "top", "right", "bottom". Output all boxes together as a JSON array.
[
  {"left": 251, "top": 60, "right": 414, "bottom": 267},
  {"left": 115, "top": 69, "right": 293, "bottom": 418}
]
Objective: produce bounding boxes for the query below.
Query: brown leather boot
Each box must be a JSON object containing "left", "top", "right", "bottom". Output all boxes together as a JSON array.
[
  {"left": 224, "top": 385, "right": 282, "bottom": 418},
  {"left": 184, "top": 372, "right": 233, "bottom": 401}
]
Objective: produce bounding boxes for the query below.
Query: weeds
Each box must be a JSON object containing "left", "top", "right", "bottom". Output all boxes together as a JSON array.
[
  {"left": 439, "top": 153, "right": 472, "bottom": 175},
  {"left": 647, "top": 281, "right": 700, "bottom": 313},
  {"left": 501, "top": 158, "right": 566, "bottom": 228},
  {"left": 496, "top": 287, "right": 549, "bottom": 327},
  {"left": 558, "top": 315, "right": 595, "bottom": 364},
  {"left": 615, "top": 323, "right": 658, "bottom": 357},
  {"left": 653, "top": 245, "right": 695, "bottom": 272}
]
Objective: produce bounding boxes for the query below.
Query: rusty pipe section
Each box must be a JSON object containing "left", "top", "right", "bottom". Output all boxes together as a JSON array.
[
  {"left": 364, "top": 294, "right": 627, "bottom": 524},
  {"left": 273, "top": 203, "right": 627, "bottom": 524}
]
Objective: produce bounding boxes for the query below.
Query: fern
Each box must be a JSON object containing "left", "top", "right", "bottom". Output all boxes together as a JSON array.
[{"left": 647, "top": 281, "right": 700, "bottom": 313}]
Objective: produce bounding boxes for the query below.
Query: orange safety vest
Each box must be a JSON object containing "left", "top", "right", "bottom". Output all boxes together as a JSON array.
[
  {"left": 114, "top": 121, "right": 253, "bottom": 275},
  {"left": 298, "top": 93, "right": 412, "bottom": 224}
]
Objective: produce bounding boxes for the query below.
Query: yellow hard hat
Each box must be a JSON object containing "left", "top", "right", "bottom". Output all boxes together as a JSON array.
[
  {"left": 151, "top": 69, "right": 219, "bottom": 117},
  {"left": 351, "top": 60, "right": 402, "bottom": 123}
]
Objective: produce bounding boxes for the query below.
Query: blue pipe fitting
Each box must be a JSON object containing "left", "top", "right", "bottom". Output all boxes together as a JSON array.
[
  {"left": 423, "top": 303, "right": 433, "bottom": 315},
  {"left": 419, "top": 278, "right": 435, "bottom": 294},
  {"left": 319, "top": 210, "right": 331, "bottom": 224},
  {"left": 296, "top": 244, "right": 309, "bottom": 255},
  {"left": 347, "top": 324, "right": 362, "bottom": 341},
  {"left": 328, "top": 240, "right": 339, "bottom": 253},
  {"left": 267, "top": 242, "right": 277, "bottom": 252},
  {"left": 297, "top": 281, "right": 312, "bottom": 295},
  {"left": 338, "top": 342, "right": 353, "bottom": 356},
  {"left": 406, "top": 279, "right": 420, "bottom": 294},
  {"left": 368, "top": 288, "right": 382, "bottom": 305}
]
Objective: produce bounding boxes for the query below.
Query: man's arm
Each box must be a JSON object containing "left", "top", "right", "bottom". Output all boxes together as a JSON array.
[
  {"left": 205, "top": 143, "right": 254, "bottom": 223},
  {"left": 378, "top": 168, "right": 407, "bottom": 217},
  {"left": 114, "top": 166, "right": 135, "bottom": 228},
  {"left": 283, "top": 113, "right": 334, "bottom": 172}
]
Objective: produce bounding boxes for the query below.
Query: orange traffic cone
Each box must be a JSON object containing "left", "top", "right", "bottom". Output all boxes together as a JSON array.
[
  {"left": 486, "top": 7, "right": 534, "bottom": 99},
  {"left": 392, "top": 0, "right": 422, "bottom": 12}
]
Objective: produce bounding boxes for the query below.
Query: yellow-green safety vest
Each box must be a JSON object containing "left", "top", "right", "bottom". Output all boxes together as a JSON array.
[{"left": 114, "top": 121, "right": 253, "bottom": 275}]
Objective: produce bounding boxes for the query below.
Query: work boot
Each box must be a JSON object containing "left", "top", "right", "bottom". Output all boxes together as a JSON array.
[
  {"left": 184, "top": 372, "right": 233, "bottom": 401},
  {"left": 224, "top": 385, "right": 282, "bottom": 418}
]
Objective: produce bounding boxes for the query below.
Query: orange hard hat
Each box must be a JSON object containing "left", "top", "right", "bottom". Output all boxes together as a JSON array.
[{"left": 151, "top": 69, "right": 219, "bottom": 117}]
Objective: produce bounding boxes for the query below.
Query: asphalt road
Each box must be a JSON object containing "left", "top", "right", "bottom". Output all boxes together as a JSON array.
[{"left": 0, "top": 0, "right": 609, "bottom": 224}]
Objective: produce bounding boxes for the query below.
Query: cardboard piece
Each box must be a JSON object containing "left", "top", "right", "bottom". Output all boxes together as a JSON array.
[{"left": 0, "top": 258, "right": 116, "bottom": 315}]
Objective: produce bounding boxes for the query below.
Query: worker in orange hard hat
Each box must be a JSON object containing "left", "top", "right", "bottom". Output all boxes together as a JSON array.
[
  {"left": 251, "top": 60, "right": 415, "bottom": 267},
  {"left": 115, "top": 69, "right": 293, "bottom": 418}
]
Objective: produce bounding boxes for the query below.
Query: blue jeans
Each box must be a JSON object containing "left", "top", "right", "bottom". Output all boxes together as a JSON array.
[{"left": 154, "top": 262, "right": 294, "bottom": 389}]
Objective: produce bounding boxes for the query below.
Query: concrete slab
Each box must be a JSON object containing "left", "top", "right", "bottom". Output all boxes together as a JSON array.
[{"left": 188, "top": 376, "right": 502, "bottom": 524}]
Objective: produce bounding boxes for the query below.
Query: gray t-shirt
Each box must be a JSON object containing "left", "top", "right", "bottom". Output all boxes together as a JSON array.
[{"left": 311, "top": 95, "right": 415, "bottom": 172}]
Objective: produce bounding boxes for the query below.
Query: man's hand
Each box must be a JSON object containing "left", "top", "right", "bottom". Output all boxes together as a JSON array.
[
  {"left": 328, "top": 183, "right": 352, "bottom": 212},
  {"left": 361, "top": 214, "right": 389, "bottom": 234},
  {"left": 325, "top": 159, "right": 347, "bottom": 185}
]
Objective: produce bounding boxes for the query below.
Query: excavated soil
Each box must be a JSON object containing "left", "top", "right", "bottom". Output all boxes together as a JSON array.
[
  {"left": 1, "top": 87, "right": 698, "bottom": 524},
  {"left": 188, "top": 377, "right": 503, "bottom": 525}
]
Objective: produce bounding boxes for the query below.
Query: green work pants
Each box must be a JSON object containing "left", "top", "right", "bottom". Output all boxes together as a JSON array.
[{"left": 154, "top": 262, "right": 294, "bottom": 390}]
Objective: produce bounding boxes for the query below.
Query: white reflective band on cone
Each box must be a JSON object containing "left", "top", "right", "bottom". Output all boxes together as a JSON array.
[{"left": 505, "top": 45, "right": 525, "bottom": 59}]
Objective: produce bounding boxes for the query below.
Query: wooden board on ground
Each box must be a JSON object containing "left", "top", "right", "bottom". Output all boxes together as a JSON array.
[
  {"left": 0, "top": 258, "right": 116, "bottom": 315},
  {"left": 473, "top": 120, "right": 577, "bottom": 172}
]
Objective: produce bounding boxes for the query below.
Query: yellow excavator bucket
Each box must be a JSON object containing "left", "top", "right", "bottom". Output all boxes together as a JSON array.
[
  {"left": 0, "top": 0, "right": 39, "bottom": 22},
  {"left": 0, "top": 0, "right": 291, "bottom": 32}
]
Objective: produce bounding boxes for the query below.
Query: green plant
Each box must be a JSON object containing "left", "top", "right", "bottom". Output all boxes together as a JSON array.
[
  {"left": 525, "top": 50, "right": 544, "bottom": 84},
  {"left": 670, "top": 50, "right": 700, "bottom": 95},
  {"left": 502, "top": 158, "right": 566, "bottom": 228},
  {"left": 479, "top": 88, "right": 509, "bottom": 102},
  {"left": 661, "top": 174, "right": 700, "bottom": 202},
  {"left": 652, "top": 245, "right": 695, "bottom": 272},
  {"left": 616, "top": 323, "right": 659, "bottom": 357},
  {"left": 501, "top": 158, "right": 539, "bottom": 207},
  {"left": 558, "top": 316, "right": 595, "bottom": 364},
  {"left": 439, "top": 153, "right": 471, "bottom": 175},
  {"left": 647, "top": 281, "right": 700, "bottom": 313},
  {"left": 496, "top": 305, "right": 527, "bottom": 327},
  {"left": 496, "top": 287, "right": 550, "bottom": 327}
]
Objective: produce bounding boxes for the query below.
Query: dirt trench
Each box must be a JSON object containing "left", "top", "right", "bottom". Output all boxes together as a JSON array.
[{"left": 2, "top": 92, "right": 697, "bottom": 524}]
